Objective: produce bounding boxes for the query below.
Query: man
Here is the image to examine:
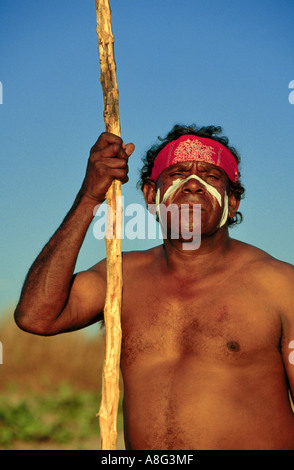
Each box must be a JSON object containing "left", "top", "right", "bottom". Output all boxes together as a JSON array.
[{"left": 14, "top": 124, "right": 294, "bottom": 450}]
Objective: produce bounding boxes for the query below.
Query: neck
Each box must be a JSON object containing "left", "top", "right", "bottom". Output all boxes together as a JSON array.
[{"left": 161, "top": 226, "right": 232, "bottom": 278}]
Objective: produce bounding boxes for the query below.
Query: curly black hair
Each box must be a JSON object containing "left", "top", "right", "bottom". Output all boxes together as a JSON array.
[{"left": 137, "top": 124, "right": 245, "bottom": 226}]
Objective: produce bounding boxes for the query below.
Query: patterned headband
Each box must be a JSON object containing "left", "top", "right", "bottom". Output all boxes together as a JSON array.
[{"left": 150, "top": 134, "right": 239, "bottom": 182}]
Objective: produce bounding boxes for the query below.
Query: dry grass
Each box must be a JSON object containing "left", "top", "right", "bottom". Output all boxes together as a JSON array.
[
  {"left": 0, "top": 311, "right": 125, "bottom": 450},
  {"left": 0, "top": 313, "right": 106, "bottom": 393}
]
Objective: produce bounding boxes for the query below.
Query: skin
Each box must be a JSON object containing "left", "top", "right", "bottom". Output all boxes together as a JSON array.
[{"left": 14, "top": 132, "right": 294, "bottom": 450}]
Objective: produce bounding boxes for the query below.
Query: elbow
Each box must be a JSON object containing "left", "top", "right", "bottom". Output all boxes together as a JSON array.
[
  {"left": 14, "top": 305, "right": 31, "bottom": 333},
  {"left": 14, "top": 304, "right": 57, "bottom": 336}
]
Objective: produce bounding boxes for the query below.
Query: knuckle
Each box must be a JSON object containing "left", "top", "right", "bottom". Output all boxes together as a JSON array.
[{"left": 118, "top": 158, "right": 128, "bottom": 168}]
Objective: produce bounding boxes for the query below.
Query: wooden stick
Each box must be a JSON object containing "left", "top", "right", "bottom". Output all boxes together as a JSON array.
[{"left": 95, "top": 0, "right": 122, "bottom": 451}]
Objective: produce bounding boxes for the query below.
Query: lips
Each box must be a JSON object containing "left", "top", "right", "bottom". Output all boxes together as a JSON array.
[
  {"left": 170, "top": 197, "right": 208, "bottom": 211},
  {"left": 177, "top": 204, "right": 204, "bottom": 214}
]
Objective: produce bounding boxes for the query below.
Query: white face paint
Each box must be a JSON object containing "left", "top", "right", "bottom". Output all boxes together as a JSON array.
[{"left": 156, "top": 174, "right": 229, "bottom": 229}]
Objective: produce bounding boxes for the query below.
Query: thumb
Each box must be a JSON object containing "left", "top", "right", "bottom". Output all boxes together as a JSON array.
[{"left": 125, "top": 142, "right": 135, "bottom": 157}]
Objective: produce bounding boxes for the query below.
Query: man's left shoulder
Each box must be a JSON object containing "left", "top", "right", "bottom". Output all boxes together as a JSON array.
[
  {"left": 252, "top": 249, "right": 294, "bottom": 313},
  {"left": 252, "top": 250, "right": 294, "bottom": 323},
  {"left": 257, "top": 251, "right": 294, "bottom": 281},
  {"left": 234, "top": 241, "right": 294, "bottom": 327},
  {"left": 232, "top": 239, "right": 294, "bottom": 288}
]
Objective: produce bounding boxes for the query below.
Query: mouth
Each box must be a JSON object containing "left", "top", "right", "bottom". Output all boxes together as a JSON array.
[{"left": 173, "top": 200, "right": 206, "bottom": 212}]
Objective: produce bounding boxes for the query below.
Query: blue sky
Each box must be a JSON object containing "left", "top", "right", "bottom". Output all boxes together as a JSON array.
[{"left": 1, "top": 0, "right": 294, "bottom": 315}]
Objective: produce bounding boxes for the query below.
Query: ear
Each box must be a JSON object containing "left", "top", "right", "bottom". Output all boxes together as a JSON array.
[
  {"left": 228, "top": 192, "right": 240, "bottom": 219},
  {"left": 142, "top": 180, "right": 157, "bottom": 215},
  {"left": 143, "top": 180, "right": 156, "bottom": 204}
]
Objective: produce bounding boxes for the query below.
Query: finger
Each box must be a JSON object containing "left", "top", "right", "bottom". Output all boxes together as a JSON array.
[
  {"left": 90, "top": 142, "right": 124, "bottom": 160},
  {"left": 112, "top": 143, "right": 134, "bottom": 162},
  {"left": 91, "top": 132, "right": 123, "bottom": 153},
  {"left": 111, "top": 168, "right": 129, "bottom": 181},
  {"left": 99, "top": 156, "right": 128, "bottom": 169},
  {"left": 121, "top": 175, "right": 129, "bottom": 184},
  {"left": 93, "top": 143, "right": 132, "bottom": 162}
]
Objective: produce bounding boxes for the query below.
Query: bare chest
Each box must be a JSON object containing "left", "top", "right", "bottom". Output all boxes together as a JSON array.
[{"left": 121, "top": 273, "right": 282, "bottom": 368}]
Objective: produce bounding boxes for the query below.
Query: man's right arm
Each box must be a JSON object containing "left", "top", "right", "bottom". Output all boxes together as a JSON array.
[{"left": 14, "top": 132, "right": 134, "bottom": 336}]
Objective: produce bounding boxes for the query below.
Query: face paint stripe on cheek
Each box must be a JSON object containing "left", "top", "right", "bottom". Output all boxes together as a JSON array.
[
  {"left": 161, "top": 178, "right": 185, "bottom": 204},
  {"left": 156, "top": 175, "right": 229, "bottom": 229},
  {"left": 160, "top": 175, "right": 223, "bottom": 207},
  {"left": 155, "top": 187, "right": 161, "bottom": 222},
  {"left": 218, "top": 192, "right": 228, "bottom": 228}
]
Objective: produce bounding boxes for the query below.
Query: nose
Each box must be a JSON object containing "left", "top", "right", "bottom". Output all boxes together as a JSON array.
[{"left": 182, "top": 176, "right": 205, "bottom": 194}]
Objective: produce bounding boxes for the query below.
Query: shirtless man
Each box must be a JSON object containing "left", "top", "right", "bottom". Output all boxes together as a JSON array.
[{"left": 14, "top": 124, "right": 294, "bottom": 450}]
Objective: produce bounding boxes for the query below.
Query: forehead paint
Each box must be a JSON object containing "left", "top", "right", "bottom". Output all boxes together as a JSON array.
[{"left": 156, "top": 175, "right": 228, "bottom": 229}]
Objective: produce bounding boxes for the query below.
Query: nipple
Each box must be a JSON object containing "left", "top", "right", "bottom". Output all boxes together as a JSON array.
[{"left": 226, "top": 340, "right": 240, "bottom": 352}]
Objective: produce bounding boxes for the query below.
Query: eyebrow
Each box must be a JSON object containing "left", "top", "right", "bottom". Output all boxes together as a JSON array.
[
  {"left": 167, "top": 165, "right": 189, "bottom": 173},
  {"left": 167, "top": 162, "right": 224, "bottom": 175}
]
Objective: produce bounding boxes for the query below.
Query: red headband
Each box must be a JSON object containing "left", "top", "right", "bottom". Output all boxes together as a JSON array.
[{"left": 150, "top": 134, "right": 239, "bottom": 182}]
